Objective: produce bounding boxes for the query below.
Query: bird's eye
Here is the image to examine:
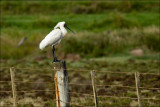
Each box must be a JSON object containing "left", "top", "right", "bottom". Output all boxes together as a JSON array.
[{"left": 64, "top": 24, "right": 67, "bottom": 27}]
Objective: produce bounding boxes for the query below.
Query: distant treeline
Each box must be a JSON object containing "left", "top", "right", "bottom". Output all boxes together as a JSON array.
[{"left": 1, "top": 1, "right": 159, "bottom": 15}]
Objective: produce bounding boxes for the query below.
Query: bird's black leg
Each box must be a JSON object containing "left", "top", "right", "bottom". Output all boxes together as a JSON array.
[{"left": 52, "top": 45, "right": 60, "bottom": 62}]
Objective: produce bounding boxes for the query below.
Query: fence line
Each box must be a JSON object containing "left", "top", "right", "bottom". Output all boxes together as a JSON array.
[
  {"left": 45, "top": 81, "right": 160, "bottom": 91},
  {"left": 1, "top": 89, "right": 159, "bottom": 101},
  {"left": 1, "top": 66, "right": 160, "bottom": 107},
  {"left": 1, "top": 66, "right": 159, "bottom": 75},
  {"left": 0, "top": 90, "right": 160, "bottom": 101},
  {"left": 96, "top": 84, "right": 135, "bottom": 89},
  {"left": 135, "top": 72, "right": 142, "bottom": 107},
  {"left": 2, "top": 90, "right": 158, "bottom": 101},
  {"left": 0, "top": 90, "right": 12, "bottom": 92},
  {"left": 97, "top": 95, "right": 160, "bottom": 101},
  {"left": 60, "top": 90, "right": 94, "bottom": 97},
  {"left": 0, "top": 81, "right": 11, "bottom": 83},
  {"left": 16, "top": 90, "right": 55, "bottom": 93},
  {"left": 141, "top": 98, "right": 160, "bottom": 101},
  {"left": 140, "top": 87, "right": 160, "bottom": 90},
  {"left": 96, "top": 86, "right": 160, "bottom": 91},
  {"left": 90, "top": 70, "right": 98, "bottom": 107},
  {"left": 10, "top": 67, "right": 17, "bottom": 107},
  {"left": 15, "top": 81, "right": 54, "bottom": 84},
  {"left": 1, "top": 81, "right": 160, "bottom": 90},
  {"left": 0, "top": 90, "right": 55, "bottom": 93},
  {"left": 97, "top": 95, "right": 137, "bottom": 100},
  {"left": 2, "top": 89, "right": 159, "bottom": 101},
  {"left": 0, "top": 81, "right": 54, "bottom": 84}
]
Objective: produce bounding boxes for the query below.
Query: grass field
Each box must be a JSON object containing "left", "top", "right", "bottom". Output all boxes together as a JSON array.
[
  {"left": 0, "top": 1, "right": 160, "bottom": 107},
  {"left": 1, "top": 58, "right": 160, "bottom": 106}
]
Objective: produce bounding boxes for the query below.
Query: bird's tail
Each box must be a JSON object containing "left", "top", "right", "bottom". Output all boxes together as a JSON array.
[{"left": 39, "top": 40, "right": 46, "bottom": 50}]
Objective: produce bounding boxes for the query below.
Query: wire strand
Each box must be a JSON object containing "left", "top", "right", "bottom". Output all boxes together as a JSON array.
[
  {"left": 0, "top": 66, "right": 159, "bottom": 75},
  {"left": 1, "top": 81, "right": 160, "bottom": 90}
]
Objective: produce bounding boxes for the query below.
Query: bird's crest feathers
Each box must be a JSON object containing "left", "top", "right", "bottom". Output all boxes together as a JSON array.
[{"left": 54, "top": 21, "right": 65, "bottom": 29}]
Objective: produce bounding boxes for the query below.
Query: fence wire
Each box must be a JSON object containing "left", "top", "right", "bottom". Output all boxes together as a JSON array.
[
  {"left": 1, "top": 80, "right": 160, "bottom": 91},
  {"left": 1, "top": 89, "right": 159, "bottom": 101},
  {"left": 1, "top": 66, "right": 160, "bottom": 107},
  {"left": 1, "top": 66, "right": 159, "bottom": 75}
]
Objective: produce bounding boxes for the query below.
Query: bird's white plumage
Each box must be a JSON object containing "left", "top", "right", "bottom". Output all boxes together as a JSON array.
[
  {"left": 39, "top": 21, "right": 67, "bottom": 50},
  {"left": 39, "top": 29, "right": 62, "bottom": 50}
]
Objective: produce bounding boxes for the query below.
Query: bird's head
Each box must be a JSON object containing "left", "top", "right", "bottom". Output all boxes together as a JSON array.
[{"left": 54, "top": 21, "right": 75, "bottom": 34}]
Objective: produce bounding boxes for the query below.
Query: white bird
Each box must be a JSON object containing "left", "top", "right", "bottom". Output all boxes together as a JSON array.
[{"left": 39, "top": 21, "right": 75, "bottom": 62}]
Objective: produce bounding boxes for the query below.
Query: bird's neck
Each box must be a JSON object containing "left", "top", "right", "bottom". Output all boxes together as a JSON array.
[{"left": 60, "top": 26, "right": 67, "bottom": 36}]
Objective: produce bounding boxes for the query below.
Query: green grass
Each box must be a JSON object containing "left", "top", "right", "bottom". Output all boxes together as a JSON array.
[
  {"left": 1, "top": 9, "right": 159, "bottom": 59},
  {"left": 1, "top": 56, "right": 159, "bottom": 106},
  {"left": 1, "top": 12, "right": 159, "bottom": 32},
  {"left": 0, "top": 1, "right": 160, "bottom": 106},
  {"left": 1, "top": 0, "right": 159, "bottom": 15},
  {"left": 1, "top": 26, "right": 159, "bottom": 59},
  {"left": 1, "top": 0, "right": 159, "bottom": 59}
]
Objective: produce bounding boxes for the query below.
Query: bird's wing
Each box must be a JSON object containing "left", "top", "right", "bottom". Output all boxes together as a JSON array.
[
  {"left": 39, "top": 29, "right": 62, "bottom": 50},
  {"left": 45, "top": 29, "right": 62, "bottom": 45}
]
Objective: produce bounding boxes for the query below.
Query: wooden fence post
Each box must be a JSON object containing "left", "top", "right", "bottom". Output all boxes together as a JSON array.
[
  {"left": 53, "top": 61, "right": 69, "bottom": 107},
  {"left": 10, "top": 67, "right": 17, "bottom": 107},
  {"left": 135, "top": 72, "right": 142, "bottom": 107},
  {"left": 90, "top": 70, "right": 98, "bottom": 107}
]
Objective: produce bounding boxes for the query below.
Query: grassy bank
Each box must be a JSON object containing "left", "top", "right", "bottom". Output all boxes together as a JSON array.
[
  {"left": 1, "top": 12, "right": 159, "bottom": 32},
  {"left": 1, "top": 1, "right": 159, "bottom": 15},
  {"left": 0, "top": 1, "right": 160, "bottom": 106},
  {"left": 1, "top": 26, "right": 159, "bottom": 59},
  {"left": 1, "top": 1, "right": 159, "bottom": 59}
]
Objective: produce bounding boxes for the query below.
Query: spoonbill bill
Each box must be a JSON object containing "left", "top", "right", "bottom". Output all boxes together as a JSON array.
[{"left": 39, "top": 21, "right": 75, "bottom": 62}]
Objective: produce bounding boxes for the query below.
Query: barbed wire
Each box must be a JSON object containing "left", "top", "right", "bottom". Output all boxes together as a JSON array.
[
  {"left": 16, "top": 90, "right": 55, "bottom": 93},
  {"left": 1, "top": 89, "right": 159, "bottom": 101},
  {"left": 0, "top": 81, "right": 11, "bottom": 83},
  {"left": 96, "top": 84, "right": 135, "bottom": 89},
  {"left": 98, "top": 95, "right": 160, "bottom": 101},
  {"left": 96, "top": 84, "right": 160, "bottom": 90},
  {"left": 3, "top": 89, "right": 158, "bottom": 101},
  {"left": 0, "top": 90, "right": 12, "bottom": 93},
  {"left": 141, "top": 98, "right": 160, "bottom": 101},
  {"left": 140, "top": 87, "right": 160, "bottom": 90},
  {"left": 0, "top": 90, "right": 55, "bottom": 93},
  {"left": 97, "top": 95, "right": 137, "bottom": 100},
  {"left": 56, "top": 99, "right": 94, "bottom": 107},
  {"left": 1, "top": 88, "right": 160, "bottom": 101},
  {"left": 0, "top": 80, "right": 160, "bottom": 91},
  {"left": 58, "top": 90, "right": 160, "bottom": 101},
  {"left": 1, "top": 66, "right": 160, "bottom": 107},
  {"left": 0, "top": 66, "right": 159, "bottom": 75},
  {"left": 0, "top": 81, "right": 53, "bottom": 84},
  {"left": 69, "top": 83, "right": 92, "bottom": 86}
]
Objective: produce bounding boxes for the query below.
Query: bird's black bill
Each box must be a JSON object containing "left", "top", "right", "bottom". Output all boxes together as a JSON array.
[{"left": 64, "top": 24, "right": 75, "bottom": 34}]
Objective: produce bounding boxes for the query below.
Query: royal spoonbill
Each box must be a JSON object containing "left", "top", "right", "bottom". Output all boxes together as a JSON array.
[{"left": 39, "top": 21, "right": 75, "bottom": 62}]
